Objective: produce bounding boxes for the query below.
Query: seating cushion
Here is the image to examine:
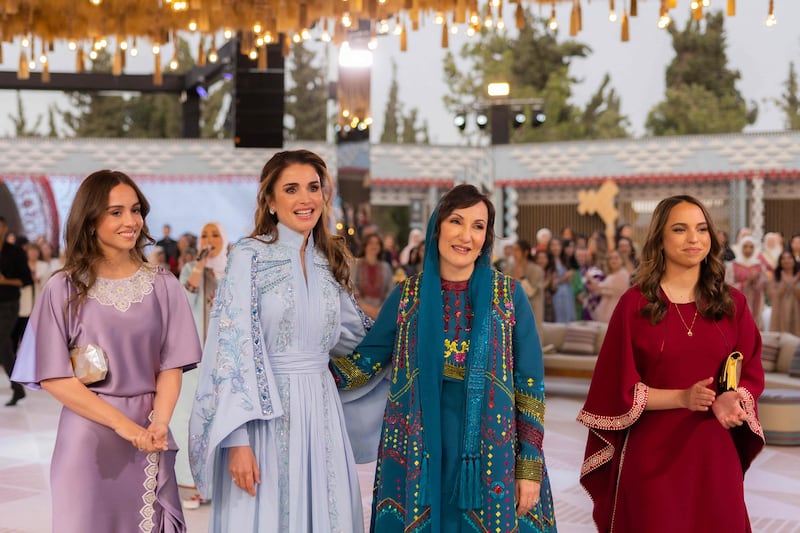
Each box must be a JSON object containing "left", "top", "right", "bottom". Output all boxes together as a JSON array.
[
  {"left": 760, "top": 331, "right": 781, "bottom": 372},
  {"left": 560, "top": 324, "right": 599, "bottom": 355}
]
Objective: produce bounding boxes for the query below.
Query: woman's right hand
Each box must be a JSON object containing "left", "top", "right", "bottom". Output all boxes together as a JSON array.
[
  {"left": 229, "top": 445, "right": 261, "bottom": 496},
  {"left": 682, "top": 377, "right": 716, "bottom": 411},
  {"left": 115, "top": 420, "right": 159, "bottom": 452}
]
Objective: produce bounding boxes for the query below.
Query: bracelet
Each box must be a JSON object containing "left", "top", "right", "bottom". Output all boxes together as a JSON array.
[{"left": 184, "top": 281, "right": 199, "bottom": 293}]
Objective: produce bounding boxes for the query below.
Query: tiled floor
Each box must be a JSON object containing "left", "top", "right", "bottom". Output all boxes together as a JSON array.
[{"left": 1, "top": 375, "right": 799, "bottom": 532}]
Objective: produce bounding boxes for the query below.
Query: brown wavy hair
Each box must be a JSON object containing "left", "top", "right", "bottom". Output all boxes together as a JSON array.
[
  {"left": 632, "top": 194, "right": 734, "bottom": 323},
  {"left": 62, "top": 170, "right": 154, "bottom": 308},
  {"left": 252, "top": 149, "right": 352, "bottom": 290}
]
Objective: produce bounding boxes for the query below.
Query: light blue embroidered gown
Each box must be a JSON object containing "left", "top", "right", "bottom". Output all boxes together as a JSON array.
[{"left": 189, "top": 224, "right": 370, "bottom": 533}]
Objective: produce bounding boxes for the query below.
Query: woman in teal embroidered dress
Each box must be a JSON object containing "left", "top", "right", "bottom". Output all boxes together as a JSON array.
[{"left": 332, "top": 184, "right": 557, "bottom": 532}]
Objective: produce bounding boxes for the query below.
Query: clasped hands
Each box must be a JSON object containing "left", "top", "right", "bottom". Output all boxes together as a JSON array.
[
  {"left": 683, "top": 377, "right": 749, "bottom": 429},
  {"left": 119, "top": 420, "right": 169, "bottom": 453}
]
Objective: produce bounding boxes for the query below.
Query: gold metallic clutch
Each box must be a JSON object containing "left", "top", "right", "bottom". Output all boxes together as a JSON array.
[
  {"left": 717, "top": 351, "right": 742, "bottom": 393},
  {"left": 69, "top": 344, "right": 109, "bottom": 385}
]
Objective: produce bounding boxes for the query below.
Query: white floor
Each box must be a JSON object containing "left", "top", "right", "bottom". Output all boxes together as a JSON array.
[{"left": 1, "top": 376, "right": 799, "bottom": 532}]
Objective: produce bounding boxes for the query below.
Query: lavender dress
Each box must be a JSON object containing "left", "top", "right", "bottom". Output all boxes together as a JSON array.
[{"left": 12, "top": 265, "right": 202, "bottom": 533}]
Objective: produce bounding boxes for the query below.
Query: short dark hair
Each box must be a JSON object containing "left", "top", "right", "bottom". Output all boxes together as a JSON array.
[{"left": 433, "top": 184, "right": 496, "bottom": 257}]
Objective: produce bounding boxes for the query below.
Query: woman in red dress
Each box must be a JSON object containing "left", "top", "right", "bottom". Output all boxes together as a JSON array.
[{"left": 578, "top": 195, "right": 765, "bottom": 532}]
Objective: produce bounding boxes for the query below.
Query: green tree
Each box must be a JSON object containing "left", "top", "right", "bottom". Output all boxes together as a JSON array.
[
  {"left": 443, "top": 9, "right": 629, "bottom": 143},
  {"left": 775, "top": 62, "right": 800, "bottom": 130},
  {"left": 381, "top": 62, "right": 401, "bottom": 143},
  {"left": 8, "top": 91, "right": 42, "bottom": 137},
  {"left": 285, "top": 42, "right": 328, "bottom": 141},
  {"left": 646, "top": 11, "right": 757, "bottom": 136},
  {"left": 200, "top": 78, "right": 233, "bottom": 138}
]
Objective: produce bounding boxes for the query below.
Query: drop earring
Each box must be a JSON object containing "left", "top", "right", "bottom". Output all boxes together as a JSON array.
[{"left": 269, "top": 208, "right": 275, "bottom": 215}]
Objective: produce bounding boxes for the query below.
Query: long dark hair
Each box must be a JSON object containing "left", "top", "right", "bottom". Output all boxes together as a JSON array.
[
  {"left": 252, "top": 149, "right": 352, "bottom": 290},
  {"left": 775, "top": 250, "right": 800, "bottom": 281},
  {"left": 633, "top": 195, "right": 733, "bottom": 323},
  {"left": 62, "top": 170, "right": 154, "bottom": 307},
  {"left": 433, "top": 184, "right": 495, "bottom": 257}
]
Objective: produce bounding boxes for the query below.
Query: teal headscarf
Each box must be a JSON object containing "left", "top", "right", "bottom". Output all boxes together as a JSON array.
[{"left": 416, "top": 190, "right": 495, "bottom": 525}]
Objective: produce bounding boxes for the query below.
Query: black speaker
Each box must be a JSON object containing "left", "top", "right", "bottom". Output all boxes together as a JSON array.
[{"left": 234, "top": 37, "right": 285, "bottom": 148}]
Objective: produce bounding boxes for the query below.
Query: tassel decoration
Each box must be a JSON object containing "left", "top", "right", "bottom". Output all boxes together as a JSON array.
[
  {"left": 515, "top": 2, "right": 525, "bottom": 29},
  {"left": 75, "top": 46, "right": 85, "bottom": 73},
  {"left": 577, "top": 0, "right": 583, "bottom": 32},
  {"left": 18, "top": 50, "right": 29, "bottom": 80},
  {"left": 570, "top": 2, "right": 579, "bottom": 36},
  {"left": 282, "top": 33, "right": 290, "bottom": 57},
  {"left": 257, "top": 44, "right": 267, "bottom": 69},
  {"left": 667, "top": 0, "right": 677, "bottom": 7},
  {"left": 441, "top": 20, "right": 448, "bottom": 48},
  {"left": 41, "top": 58, "right": 49, "bottom": 83},
  {"left": 630, "top": 0, "right": 637, "bottom": 16},
  {"left": 153, "top": 49, "right": 162, "bottom": 86},
  {"left": 197, "top": 38, "right": 206, "bottom": 67},
  {"left": 112, "top": 47, "right": 122, "bottom": 75},
  {"left": 692, "top": 5, "right": 703, "bottom": 20},
  {"left": 455, "top": 454, "right": 482, "bottom": 510},
  {"left": 399, "top": 23, "right": 407, "bottom": 52},
  {"left": 727, "top": 0, "right": 735, "bottom": 16},
  {"left": 621, "top": 8, "right": 629, "bottom": 42},
  {"left": 0, "top": 43, "right": 3, "bottom": 64}
]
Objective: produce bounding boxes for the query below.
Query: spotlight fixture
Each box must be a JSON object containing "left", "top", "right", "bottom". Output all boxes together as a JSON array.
[
  {"left": 512, "top": 107, "right": 526, "bottom": 128},
  {"left": 475, "top": 110, "right": 489, "bottom": 130},
  {"left": 454, "top": 112, "right": 467, "bottom": 131},
  {"left": 531, "top": 106, "right": 547, "bottom": 128}
]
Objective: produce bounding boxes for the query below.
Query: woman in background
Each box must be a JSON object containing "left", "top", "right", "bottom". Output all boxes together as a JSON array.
[
  {"left": 586, "top": 249, "right": 630, "bottom": 323},
  {"left": 172, "top": 221, "right": 228, "bottom": 508},
  {"left": 353, "top": 232, "right": 394, "bottom": 320},
  {"left": 12, "top": 170, "right": 201, "bottom": 532},
  {"left": 767, "top": 250, "right": 800, "bottom": 336}
]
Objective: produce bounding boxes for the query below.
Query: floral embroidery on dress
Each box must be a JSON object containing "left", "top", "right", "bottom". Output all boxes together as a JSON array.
[
  {"left": 138, "top": 450, "right": 159, "bottom": 533},
  {"left": 88, "top": 265, "right": 156, "bottom": 312}
]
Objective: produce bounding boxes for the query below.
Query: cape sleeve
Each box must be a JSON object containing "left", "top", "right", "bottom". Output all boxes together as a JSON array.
[
  {"left": 11, "top": 273, "right": 74, "bottom": 388},
  {"left": 728, "top": 289, "right": 766, "bottom": 471},
  {"left": 576, "top": 288, "right": 650, "bottom": 532},
  {"left": 155, "top": 271, "right": 202, "bottom": 372},
  {"left": 330, "top": 283, "right": 399, "bottom": 390},
  {"left": 510, "top": 281, "right": 547, "bottom": 482},
  {"left": 188, "top": 241, "right": 283, "bottom": 499},
  {"left": 334, "top": 289, "right": 391, "bottom": 463}
]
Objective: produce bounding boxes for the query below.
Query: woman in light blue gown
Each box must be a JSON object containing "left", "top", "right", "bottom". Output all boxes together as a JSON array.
[{"left": 189, "top": 150, "right": 372, "bottom": 532}]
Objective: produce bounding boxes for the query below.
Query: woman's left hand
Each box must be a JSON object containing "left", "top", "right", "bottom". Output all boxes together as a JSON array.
[
  {"left": 515, "top": 479, "right": 541, "bottom": 518},
  {"left": 146, "top": 421, "right": 170, "bottom": 451},
  {"left": 711, "top": 390, "right": 748, "bottom": 429}
]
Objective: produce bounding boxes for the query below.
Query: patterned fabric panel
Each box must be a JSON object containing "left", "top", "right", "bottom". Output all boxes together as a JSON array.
[{"left": 561, "top": 323, "right": 599, "bottom": 355}]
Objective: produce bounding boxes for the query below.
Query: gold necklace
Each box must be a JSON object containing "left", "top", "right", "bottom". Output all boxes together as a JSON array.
[{"left": 663, "top": 284, "right": 699, "bottom": 336}]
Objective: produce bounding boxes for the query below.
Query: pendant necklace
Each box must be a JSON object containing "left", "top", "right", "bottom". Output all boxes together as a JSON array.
[{"left": 663, "top": 284, "right": 699, "bottom": 337}]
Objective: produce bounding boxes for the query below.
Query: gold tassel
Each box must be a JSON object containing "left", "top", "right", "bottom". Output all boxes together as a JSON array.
[
  {"left": 577, "top": 0, "right": 583, "bottom": 31},
  {"left": 153, "top": 49, "right": 162, "bottom": 86},
  {"left": 569, "top": 3, "right": 578, "bottom": 35},
  {"left": 257, "top": 44, "right": 267, "bottom": 69},
  {"left": 112, "top": 47, "right": 122, "bottom": 75},
  {"left": 727, "top": 0, "right": 735, "bottom": 16},
  {"left": 18, "top": 50, "right": 29, "bottom": 80},
  {"left": 515, "top": 2, "right": 524, "bottom": 29},
  {"left": 441, "top": 20, "right": 448, "bottom": 48},
  {"left": 399, "top": 23, "right": 407, "bottom": 52},
  {"left": 667, "top": 0, "right": 677, "bottom": 7},
  {"left": 282, "top": 33, "right": 290, "bottom": 57},
  {"left": 197, "top": 38, "right": 206, "bottom": 67},
  {"left": 0, "top": 43, "right": 3, "bottom": 64},
  {"left": 75, "top": 47, "right": 85, "bottom": 73},
  {"left": 630, "top": 0, "right": 637, "bottom": 16},
  {"left": 621, "top": 8, "right": 629, "bottom": 41},
  {"left": 41, "top": 58, "right": 49, "bottom": 82},
  {"left": 692, "top": 5, "right": 703, "bottom": 20}
]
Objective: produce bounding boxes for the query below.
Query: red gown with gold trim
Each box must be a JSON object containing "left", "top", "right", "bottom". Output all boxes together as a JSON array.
[{"left": 577, "top": 286, "right": 764, "bottom": 533}]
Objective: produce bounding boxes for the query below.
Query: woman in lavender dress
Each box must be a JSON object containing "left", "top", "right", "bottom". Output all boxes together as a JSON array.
[
  {"left": 189, "top": 149, "right": 372, "bottom": 532},
  {"left": 12, "top": 170, "right": 202, "bottom": 533}
]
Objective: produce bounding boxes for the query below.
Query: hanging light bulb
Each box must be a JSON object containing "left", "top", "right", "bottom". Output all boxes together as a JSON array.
[
  {"left": 68, "top": 40, "right": 77, "bottom": 51},
  {"left": 223, "top": 29, "right": 233, "bottom": 40},
  {"left": 208, "top": 37, "right": 218, "bottom": 63},
  {"left": 701, "top": 0, "right": 710, "bottom": 6},
  {"left": 130, "top": 38, "right": 139, "bottom": 57},
  {"left": 119, "top": 40, "right": 128, "bottom": 51},
  {"left": 188, "top": 20, "right": 198, "bottom": 32},
  {"left": 342, "top": 12, "right": 352, "bottom": 28},
  {"left": 548, "top": 4, "right": 558, "bottom": 31},
  {"left": 21, "top": 36, "right": 30, "bottom": 48},
  {"left": 89, "top": 49, "right": 98, "bottom": 60},
  {"left": 248, "top": 49, "right": 258, "bottom": 60},
  {"left": 608, "top": 0, "right": 618, "bottom": 22},
  {"left": 765, "top": 0, "right": 776, "bottom": 27}
]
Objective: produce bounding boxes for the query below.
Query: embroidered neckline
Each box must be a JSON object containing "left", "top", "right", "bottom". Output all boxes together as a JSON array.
[{"left": 88, "top": 265, "right": 156, "bottom": 312}]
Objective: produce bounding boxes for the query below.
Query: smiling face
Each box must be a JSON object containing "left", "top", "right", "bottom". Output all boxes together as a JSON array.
[
  {"left": 267, "top": 163, "right": 324, "bottom": 238},
  {"left": 95, "top": 184, "right": 143, "bottom": 260},
  {"left": 661, "top": 201, "right": 711, "bottom": 273},
  {"left": 200, "top": 223, "right": 224, "bottom": 258},
  {"left": 437, "top": 201, "right": 489, "bottom": 281}
]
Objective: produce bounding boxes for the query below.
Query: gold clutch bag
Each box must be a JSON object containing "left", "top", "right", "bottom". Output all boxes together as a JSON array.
[
  {"left": 70, "top": 344, "right": 109, "bottom": 385},
  {"left": 717, "top": 351, "right": 742, "bottom": 393}
]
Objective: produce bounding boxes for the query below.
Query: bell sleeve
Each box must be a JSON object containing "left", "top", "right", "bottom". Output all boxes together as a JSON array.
[
  {"left": 155, "top": 271, "right": 202, "bottom": 371},
  {"left": 11, "top": 273, "right": 74, "bottom": 388},
  {"left": 188, "top": 241, "right": 283, "bottom": 499}
]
